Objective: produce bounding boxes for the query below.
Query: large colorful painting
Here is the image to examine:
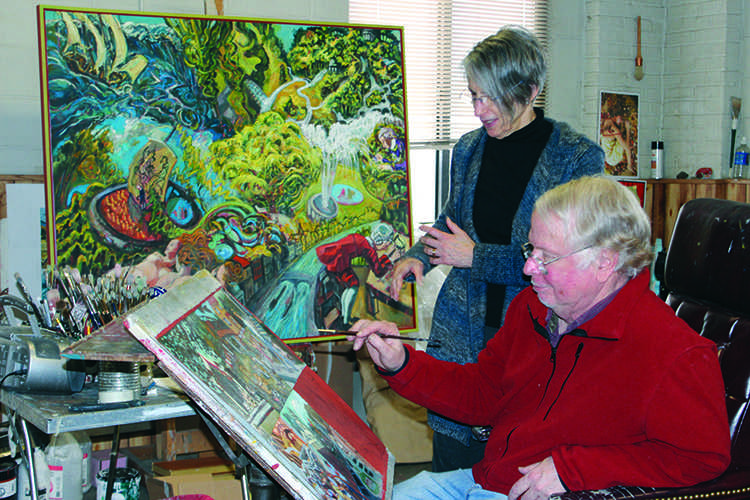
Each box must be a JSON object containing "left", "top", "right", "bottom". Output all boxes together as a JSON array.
[
  {"left": 123, "top": 270, "right": 394, "bottom": 499},
  {"left": 37, "top": 6, "right": 416, "bottom": 339}
]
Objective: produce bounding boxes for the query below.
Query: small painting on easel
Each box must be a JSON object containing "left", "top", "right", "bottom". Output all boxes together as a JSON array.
[{"left": 124, "top": 270, "right": 394, "bottom": 500}]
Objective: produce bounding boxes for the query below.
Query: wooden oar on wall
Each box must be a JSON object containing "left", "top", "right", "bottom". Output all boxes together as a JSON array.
[{"left": 204, "top": 0, "right": 224, "bottom": 16}]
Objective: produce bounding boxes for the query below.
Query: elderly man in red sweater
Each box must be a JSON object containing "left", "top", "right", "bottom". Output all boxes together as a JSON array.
[{"left": 350, "top": 176, "right": 730, "bottom": 500}]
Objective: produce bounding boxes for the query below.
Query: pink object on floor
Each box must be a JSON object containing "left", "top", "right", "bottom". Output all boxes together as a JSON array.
[{"left": 161, "top": 496, "right": 215, "bottom": 500}]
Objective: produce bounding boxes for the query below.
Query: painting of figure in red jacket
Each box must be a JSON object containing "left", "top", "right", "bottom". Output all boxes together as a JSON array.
[{"left": 316, "top": 222, "right": 401, "bottom": 328}]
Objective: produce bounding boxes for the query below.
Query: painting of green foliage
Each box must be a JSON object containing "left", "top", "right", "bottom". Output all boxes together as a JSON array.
[{"left": 38, "top": 6, "right": 416, "bottom": 338}]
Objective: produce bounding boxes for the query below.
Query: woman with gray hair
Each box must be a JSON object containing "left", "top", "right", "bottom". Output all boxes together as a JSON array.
[{"left": 388, "top": 26, "right": 605, "bottom": 471}]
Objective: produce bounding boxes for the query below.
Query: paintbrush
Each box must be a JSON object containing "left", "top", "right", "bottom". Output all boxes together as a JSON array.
[
  {"left": 730, "top": 97, "right": 742, "bottom": 172},
  {"left": 282, "top": 329, "right": 441, "bottom": 348},
  {"left": 14, "top": 272, "right": 49, "bottom": 328}
]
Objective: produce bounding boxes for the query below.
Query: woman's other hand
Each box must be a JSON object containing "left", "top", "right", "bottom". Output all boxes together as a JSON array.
[{"left": 420, "top": 217, "right": 475, "bottom": 268}]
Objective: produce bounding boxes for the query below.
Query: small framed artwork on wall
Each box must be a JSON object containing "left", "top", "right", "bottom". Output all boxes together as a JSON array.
[{"left": 599, "top": 91, "right": 640, "bottom": 177}]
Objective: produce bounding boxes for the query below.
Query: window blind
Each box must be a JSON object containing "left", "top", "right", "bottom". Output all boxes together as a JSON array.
[{"left": 349, "top": 0, "right": 549, "bottom": 148}]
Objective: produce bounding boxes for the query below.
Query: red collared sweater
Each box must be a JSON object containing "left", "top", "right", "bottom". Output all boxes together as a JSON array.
[{"left": 383, "top": 272, "right": 731, "bottom": 494}]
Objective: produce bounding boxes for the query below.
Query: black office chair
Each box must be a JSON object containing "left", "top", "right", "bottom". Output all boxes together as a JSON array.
[{"left": 552, "top": 198, "right": 750, "bottom": 500}]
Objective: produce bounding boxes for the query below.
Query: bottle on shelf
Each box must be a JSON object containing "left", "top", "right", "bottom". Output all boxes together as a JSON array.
[
  {"left": 651, "top": 141, "right": 664, "bottom": 179},
  {"left": 732, "top": 136, "right": 749, "bottom": 179}
]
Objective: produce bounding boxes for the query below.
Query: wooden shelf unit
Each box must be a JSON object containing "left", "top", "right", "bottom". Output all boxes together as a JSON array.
[{"left": 646, "top": 178, "right": 750, "bottom": 247}]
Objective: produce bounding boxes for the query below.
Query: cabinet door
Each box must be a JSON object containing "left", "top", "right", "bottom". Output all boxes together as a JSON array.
[
  {"left": 726, "top": 181, "right": 750, "bottom": 203},
  {"left": 648, "top": 180, "right": 725, "bottom": 247}
]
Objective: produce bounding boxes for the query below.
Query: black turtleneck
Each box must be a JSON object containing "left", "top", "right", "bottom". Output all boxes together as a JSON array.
[{"left": 474, "top": 108, "right": 552, "bottom": 330}]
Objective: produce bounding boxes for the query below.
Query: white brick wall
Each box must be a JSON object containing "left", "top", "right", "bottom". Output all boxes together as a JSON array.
[
  {"left": 569, "top": 0, "right": 746, "bottom": 178},
  {"left": 664, "top": 0, "right": 738, "bottom": 178},
  {"left": 580, "top": 0, "right": 670, "bottom": 178}
]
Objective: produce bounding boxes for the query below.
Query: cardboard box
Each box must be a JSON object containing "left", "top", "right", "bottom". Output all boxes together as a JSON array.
[
  {"left": 154, "top": 415, "right": 221, "bottom": 461},
  {"left": 152, "top": 456, "right": 233, "bottom": 476},
  {"left": 156, "top": 470, "right": 242, "bottom": 500}
]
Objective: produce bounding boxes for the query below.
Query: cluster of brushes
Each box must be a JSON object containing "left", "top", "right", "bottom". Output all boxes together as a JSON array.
[{"left": 41, "top": 265, "right": 152, "bottom": 339}]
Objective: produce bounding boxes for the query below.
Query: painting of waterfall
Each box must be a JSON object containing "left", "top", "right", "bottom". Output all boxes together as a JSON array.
[{"left": 37, "top": 6, "right": 416, "bottom": 339}]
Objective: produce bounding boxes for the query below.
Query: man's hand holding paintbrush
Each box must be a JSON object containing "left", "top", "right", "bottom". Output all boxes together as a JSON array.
[{"left": 348, "top": 319, "right": 410, "bottom": 372}]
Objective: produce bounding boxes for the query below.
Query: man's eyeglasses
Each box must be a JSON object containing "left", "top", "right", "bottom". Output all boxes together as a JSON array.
[{"left": 521, "top": 242, "right": 593, "bottom": 275}]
